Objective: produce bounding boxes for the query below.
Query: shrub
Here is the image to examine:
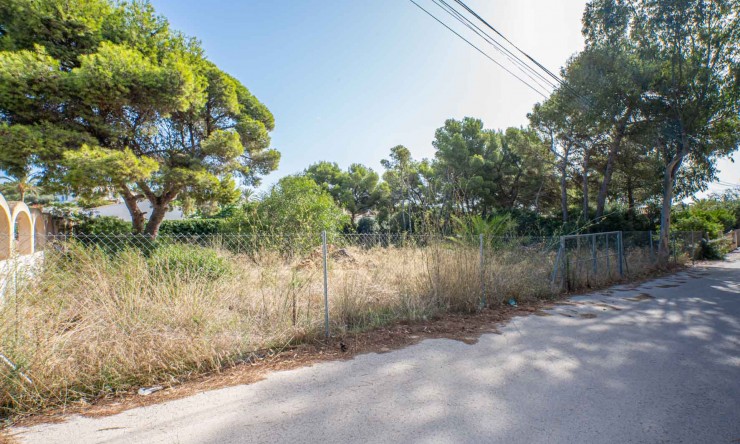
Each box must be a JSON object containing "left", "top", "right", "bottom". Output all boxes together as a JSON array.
[
  {"left": 356, "top": 216, "right": 380, "bottom": 234},
  {"left": 75, "top": 216, "right": 132, "bottom": 235},
  {"left": 147, "top": 243, "right": 233, "bottom": 280},
  {"left": 695, "top": 238, "right": 731, "bottom": 260},
  {"left": 673, "top": 206, "right": 735, "bottom": 238},
  {"left": 253, "top": 176, "right": 349, "bottom": 235},
  {"left": 158, "top": 219, "right": 228, "bottom": 236}
]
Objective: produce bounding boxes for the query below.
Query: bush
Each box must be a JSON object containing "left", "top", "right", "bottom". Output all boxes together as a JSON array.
[
  {"left": 356, "top": 216, "right": 380, "bottom": 234},
  {"left": 253, "top": 176, "right": 349, "bottom": 235},
  {"left": 147, "top": 243, "right": 233, "bottom": 280},
  {"left": 158, "top": 219, "right": 229, "bottom": 236},
  {"left": 673, "top": 206, "right": 735, "bottom": 238},
  {"left": 695, "top": 238, "right": 732, "bottom": 260},
  {"left": 75, "top": 216, "right": 132, "bottom": 235}
]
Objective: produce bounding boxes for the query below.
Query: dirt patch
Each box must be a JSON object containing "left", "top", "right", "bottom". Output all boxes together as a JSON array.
[
  {"left": 297, "top": 245, "right": 357, "bottom": 269},
  {"left": 0, "top": 432, "right": 17, "bottom": 444},
  {"left": 578, "top": 313, "right": 598, "bottom": 319},
  {"left": 624, "top": 293, "right": 654, "bottom": 302},
  {"left": 330, "top": 248, "right": 356, "bottom": 264},
  {"left": 4, "top": 302, "right": 546, "bottom": 429},
  {"left": 655, "top": 284, "right": 679, "bottom": 288}
]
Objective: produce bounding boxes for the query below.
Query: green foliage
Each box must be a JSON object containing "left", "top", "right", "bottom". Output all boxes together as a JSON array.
[
  {"left": 0, "top": 169, "right": 43, "bottom": 202},
  {"left": 707, "top": 188, "right": 740, "bottom": 229},
  {"left": 158, "top": 219, "right": 229, "bottom": 236},
  {"left": 433, "top": 118, "right": 555, "bottom": 215},
  {"left": 146, "top": 243, "right": 233, "bottom": 280},
  {"left": 62, "top": 146, "right": 159, "bottom": 201},
  {"left": 672, "top": 205, "right": 735, "bottom": 239},
  {"left": 305, "top": 161, "right": 383, "bottom": 226},
  {"left": 75, "top": 216, "right": 132, "bottom": 235},
  {"left": 0, "top": 0, "right": 279, "bottom": 236},
  {"left": 450, "top": 214, "right": 516, "bottom": 238},
  {"left": 695, "top": 238, "right": 731, "bottom": 261},
  {"left": 251, "top": 176, "right": 349, "bottom": 235},
  {"left": 356, "top": 216, "right": 380, "bottom": 234}
]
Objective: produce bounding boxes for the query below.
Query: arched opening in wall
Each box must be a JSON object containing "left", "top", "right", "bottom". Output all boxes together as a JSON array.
[
  {"left": 34, "top": 215, "right": 47, "bottom": 251},
  {"left": 0, "top": 203, "right": 10, "bottom": 260},
  {"left": 14, "top": 210, "right": 33, "bottom": 255}
]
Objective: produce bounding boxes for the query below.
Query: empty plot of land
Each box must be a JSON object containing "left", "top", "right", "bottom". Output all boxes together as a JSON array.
[{"left": 11, "top": 256, "right": 740, "bottom": 444}]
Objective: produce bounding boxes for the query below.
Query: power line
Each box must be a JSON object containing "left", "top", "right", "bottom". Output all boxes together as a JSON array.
[
  {"left": 452, "top": 0, "right": 565, "bottom": 86},
  {"left": 450, "top": 0, "right": 594, "bottom": 108},
  {"left": 431, "top": 0, "right": 559, "bottom": 92},
  {"left": 407, "top": 0, "right": 550, "bottom": 98},
  {"left": 411, "top": 0, "right": 593, "bottom": 109}
]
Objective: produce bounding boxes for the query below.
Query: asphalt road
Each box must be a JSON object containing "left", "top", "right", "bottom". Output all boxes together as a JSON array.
[{"left": 12, "top": 256, "right": 740, "bottom": 444}]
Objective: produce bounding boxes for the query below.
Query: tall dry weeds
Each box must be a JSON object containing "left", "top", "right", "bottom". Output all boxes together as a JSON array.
[{"left": 0, "top": 237, "right": 675, "bottom": 417}]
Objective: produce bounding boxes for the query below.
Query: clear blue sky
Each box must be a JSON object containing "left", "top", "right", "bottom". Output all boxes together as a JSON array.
[{"left": 149, "top": 0, "right": 738, "bottom": 195}]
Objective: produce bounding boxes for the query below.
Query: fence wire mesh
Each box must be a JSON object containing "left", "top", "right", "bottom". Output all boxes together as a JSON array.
[{"left": 0, "top": 230, "right": 703, "bottom": 414}]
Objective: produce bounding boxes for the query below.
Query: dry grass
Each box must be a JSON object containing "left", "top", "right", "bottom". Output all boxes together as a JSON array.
[{"left": 0, "top": 237, "right": 674, "bottom": 418}]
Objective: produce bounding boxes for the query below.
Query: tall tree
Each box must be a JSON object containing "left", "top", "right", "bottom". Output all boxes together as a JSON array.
[
  {"left": 630, "top": 0, "right": 740, "bottom": 261},
  {"left": 0, "top": 0, "right": 279, "bottom": 236},
  {"left": 305, "top": 161, "right": 382, "bottom": 228},
  {"left": 530, "top": 96, "right": 578, "bottom": 223}
]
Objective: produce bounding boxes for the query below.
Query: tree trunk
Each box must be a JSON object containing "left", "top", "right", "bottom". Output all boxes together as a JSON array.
[
  {"left": 120, "top": 185, "right": 146, "bottom": 234},
  {"left": 595, "top": 116, "right": 629, "bottom": 218},
  {"left": 658, "top": 151, "right": 686, "bottom": 264},
  {"left": 560, "top": 148, "right": 570, "bottom": 223},
  {"left": 582, "top": 151, "right": 590, "bottom": 225},
  {"left": 626, "top": 175, "right": 635, "bottom": 221},
  {"left": 144, "top": 201, "right": 171, "bottom": 238},
  {"left": 533, "top": 179, "right": 544, "bottom": 215}
]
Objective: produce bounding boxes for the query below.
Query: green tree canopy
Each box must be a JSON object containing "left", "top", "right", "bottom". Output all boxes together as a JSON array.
[
  {"left": 0, "top": 0, "right": 279, "bottom": 236},
  {"left": 253, "top": 175, "right": 349, "bottom": 235}
]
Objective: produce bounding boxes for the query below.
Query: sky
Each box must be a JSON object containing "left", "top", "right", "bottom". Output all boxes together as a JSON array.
[{"left": 150, "top": 0, "right": 739, "bottom": 197}]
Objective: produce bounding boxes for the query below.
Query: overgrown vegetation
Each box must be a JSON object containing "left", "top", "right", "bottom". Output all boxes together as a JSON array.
[
  {"left": 0, "top": 235, "right": 680, "bottom": 417},
  {"left": 0, "top": 0, "right": 736, "bottom": 422}
]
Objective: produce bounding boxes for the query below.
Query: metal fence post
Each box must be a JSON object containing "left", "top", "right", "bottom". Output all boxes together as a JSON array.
[
  {"left": 550, "top": 239, "right": 563, "bottom": 288},
  {"left": 649, "top": 231, "right": 654, "bottom": 260},
  {"left": 605, "top": 233, "right": 610, "bottom": 276},
  {"left": 560, "top": 235, "right": 566, "bottom": 288},
  {"left": 479, "top": 234, "right": 486, "bottom": 309},
  {"left": 591, "top": 234, "right": 597, "bottom": 275},
  {"left": 617, "top": 231, "right": 624, "bottom": 277},
  {"left": 690, "top": 231, "right": 695, "bottom": 265},
  {"left": 322, "top": 230, "right": 330, "bottom": 339}
]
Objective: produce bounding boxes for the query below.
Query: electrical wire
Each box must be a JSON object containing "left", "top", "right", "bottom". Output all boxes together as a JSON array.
[
  {"left": 431, "top": 0, "right": 559, "bottom": 92},
  {"left": 451, "top": 0, "right": 593, "bottom": 106},
  {"left": 407, "top": 0, "right": 550, "bottom": 98}
]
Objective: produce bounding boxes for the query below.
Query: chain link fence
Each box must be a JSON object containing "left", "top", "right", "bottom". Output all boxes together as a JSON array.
[{"left": 0, "top": 229, "right": 702, "bottom": 414}]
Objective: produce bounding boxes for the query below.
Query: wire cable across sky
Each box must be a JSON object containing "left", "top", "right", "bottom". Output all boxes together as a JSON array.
[
  {"left": 408, "top": 0, "right": 592, "bottom": 106},
  {"left": 407, "top": 0, "right": 550, "bottom": 99}
]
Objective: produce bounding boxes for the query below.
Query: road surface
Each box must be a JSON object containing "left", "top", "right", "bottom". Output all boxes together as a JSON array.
[{"left": 11, "top": 256, "right": 740, "bottom": 443}]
